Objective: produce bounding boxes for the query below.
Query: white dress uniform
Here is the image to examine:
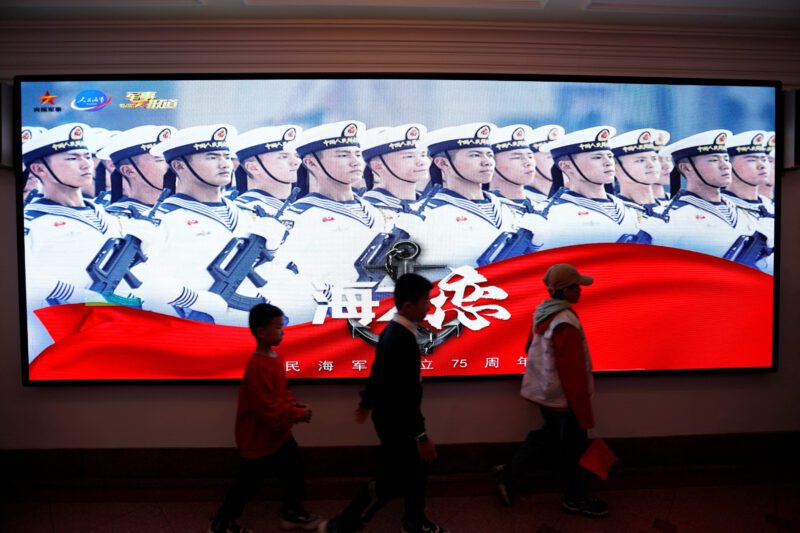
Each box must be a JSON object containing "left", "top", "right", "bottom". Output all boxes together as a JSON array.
[
  {"left": 21, "top": 123, "right": 126, "bottom": 361},
  {"left": 526, "top": 124, "right": 566, "bottom": 208},
  {"left": 360, "top": 124, "right": 428, "bottom": 232},
  {"left": 275, "top": 193, "right": 383, "bottom": 286},
  {"left": 655, "top": 130, "right": 767, "bottom": 265},
  {"left": 235, "top": 189, "right": 285, "bottom": 216},
  {"left": 396, "top": 188, "right": 516, "bottom": 281},
  {"left": 722, "top": 130, "right": 776, "bottom": 273},
  {"left": 489, "top": 124, "right": 544, "bottom": 230},
  {"left": 134, "top": 124, "right": 289, "bottom": 325}
]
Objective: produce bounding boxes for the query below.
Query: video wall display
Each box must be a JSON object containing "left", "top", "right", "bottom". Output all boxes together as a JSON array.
[{"left": 16, "top": 76, "right": 778, "bottom": 383}]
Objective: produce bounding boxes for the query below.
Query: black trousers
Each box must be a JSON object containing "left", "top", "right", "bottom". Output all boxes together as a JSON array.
[
  {"left": 333, "top": 432, "right": 428, "bottom": 532},
  {"left": 506, "top": 407, "right": 590, "bottom": 500},
  {"left": 214, "top": 436, "right": 305, "bottom": 523}
]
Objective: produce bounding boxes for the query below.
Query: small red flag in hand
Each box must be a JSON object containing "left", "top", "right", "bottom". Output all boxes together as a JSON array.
[{"left": 579, "top": 438, "right": 618, "bottom": 480}]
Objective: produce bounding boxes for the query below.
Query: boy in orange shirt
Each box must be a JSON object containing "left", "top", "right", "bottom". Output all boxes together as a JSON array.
[{"left": 210, "top": 303, "right": 321, "bottom": 533}]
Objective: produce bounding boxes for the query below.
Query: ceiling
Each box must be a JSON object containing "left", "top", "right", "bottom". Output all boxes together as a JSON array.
[{"left": 2, "top": 0, "right": 799, "bottom": 30}]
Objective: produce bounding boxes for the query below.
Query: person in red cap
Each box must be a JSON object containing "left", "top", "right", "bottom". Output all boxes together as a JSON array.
[{"left": 494, "top": 263, "right": 608, "bottom": 518}]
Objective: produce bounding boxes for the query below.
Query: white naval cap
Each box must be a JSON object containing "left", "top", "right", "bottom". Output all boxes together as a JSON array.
[
  {"left": 21, "top": 126, "right": 47, "bottom": 146},
  {"left": 99, "top": 125, "right": 177, "bottom": 164},
  {"left": 361, "top": 124, "right": 427, "bottom": 161},
  {"left": 547, "top": 125, "right": 616, "bottom": 160},
  {"left": 653, "top": 129, "right": 671, "bottom": 149},
  {"left": 667, "top": 129, "right": 731, "bottom": 163},
  {"left": 609, "top": 128, "right": 657, "bottom": 157},
  {"left": 151, "top": 124, "right": 237, "bottom": 162},
  {"left": 529, "top": 124, "right": 565, "bottom": 153},
  {"left": 490, "top": 124, "right": 534, "bottom": 154},
  {"left": 232, "top": 125, "right": 302, "bottom": 161},
  {"left": 426, "top": 122, "right": 494, "bottom": 155},
  {"left": 727, "top": 130, "right": 768, "bottom": 157},
  {"left": 22, "top": 123, "right": 90, "bottom": 166},
  {"left": 765, "top": 131, "right": 776, "bottom": 158},
  {"left": 292, "top": 120, "right": 365, "bottom": 158}
]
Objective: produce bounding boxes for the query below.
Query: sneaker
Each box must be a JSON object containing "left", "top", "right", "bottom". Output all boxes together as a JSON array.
[
  {"left": 401, "top": 518, "right": 450, "bottom": 533},
  {"left": 208, "top": 518, "right": 253, "bottom": 533},
  {"left": 492, "top": 464, "right": 514, "bottom": 506},
  {"left": 280, "top": 508, "right": 322, "bottom": 530},
  {"left": 317, "top": 518, "right": 343, "bottom": 533},
  {"left": 562, "top": 495, "right": 609, "bottom": 518}
]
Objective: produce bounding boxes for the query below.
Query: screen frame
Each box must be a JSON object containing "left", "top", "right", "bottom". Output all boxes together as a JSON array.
[{"left": 14, "top": 72, "right": 783, "bottom": 386}]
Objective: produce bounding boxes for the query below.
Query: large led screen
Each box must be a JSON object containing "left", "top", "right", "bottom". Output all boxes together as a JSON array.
[{"left": 15, "top": 76, "right": 778, "bottom": 383}]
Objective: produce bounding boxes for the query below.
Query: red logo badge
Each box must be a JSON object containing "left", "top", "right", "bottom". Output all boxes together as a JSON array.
[
  {"left": 212, "top": 127, "right": 227, "bottom": 141},
  {"left": 284, "top": 127, "right": 297, "bottom": 141},
  {"left": 695, "top": 215, "right": 706, "bottom": 220},
  {"left": 753, "top": 133, "right": 764, "bottom": 145},
  {"left": 406, "top": 126, "right": 420, "bottom": 140},
  {"left": 578, "top": 211, "right": 589, "bottom": 216},
  {"left": 597, "top": 129, "right": 610, "bottom": 141},
  {"left": 548, "top": 127, "right": 561, "bottom": 140},
  {"left": 53, "top": 221, "right": 66, "bottom": 227},
  {"left": 187, "top": 219, "right": 199, "bottom": 225},
  {"left": 513, "top": 127, "right": 526, "bottom": 141},
  {"left": 715, "top": 132, "right": 727, "bottom": 144},
  {"left": 639, "top": 131, "right": 651, "bottom": 143},
  {"left": 456, "top": 216, "right": 468, "bottom": 222},
  {"left": 322, "top": 216, "right": 335, "bottom": 222},
  {"left": 38, "top": 90, "right": 58, "bottom": 106},
  {"left": 476, "top": 125, "right": 491, "bottom": 139},
  {"left": 343, "top": 123, "right": 358, "bottom": 137},
  {"left": 21, "top": 129, "right": 32, "bottom": 143},
  {"left": 158, "top": 128, "right": 172, "bottom": 142},
  {"left": 69, "top": 126, "right": 84, "bottom": 140}
]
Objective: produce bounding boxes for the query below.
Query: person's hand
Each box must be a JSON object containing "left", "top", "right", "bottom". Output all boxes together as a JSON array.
[
  {"left": 296, "top": 407, "right": 313, "bottom": 423},
  {"left": 417, "top": 438, "right": 437, "bottom": 461},
  {"left": 354, "top": 407, "right": 370, "bottom": 424}
]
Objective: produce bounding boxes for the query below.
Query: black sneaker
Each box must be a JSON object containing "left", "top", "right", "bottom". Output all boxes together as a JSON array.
[
  {"left": 562, "top": 495, "right": 609, "bottom": 518},
  {"left": 208, "top": 518, "right": 253, "bottom": 533},
  {"left": 492, "top": 464, "right": 514, "bottom": 506},
  {"left": 280, "top": 508, "right": 322, "bottom": 530},
  {"left": 401, "top": 518, "right": 450, "bottom": 533}
]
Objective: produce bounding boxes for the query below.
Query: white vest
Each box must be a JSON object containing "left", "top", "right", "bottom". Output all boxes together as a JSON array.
[{"left": 520, "top": 309, "right": 594, "bottom": 408}]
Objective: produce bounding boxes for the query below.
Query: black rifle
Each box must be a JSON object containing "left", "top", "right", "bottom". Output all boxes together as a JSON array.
[
  {"left": 86, "top": 235, "right": 146, "bottom": 293},
  {"left": 207, "top": 234, "right": 273, "bottom": 311},
  {"left": 477, "top": 228, "right": 539, "bottom": 266},
  {"left": 617, "top": 230, "right": 653, "bottom": 245},
  {"left": 724, "top": 231, "right": 772, "bottom": 267}
]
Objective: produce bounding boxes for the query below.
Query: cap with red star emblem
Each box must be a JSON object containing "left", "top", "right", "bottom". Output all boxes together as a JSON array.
[
  {"left": 490, "top": 124, "right": 534, "bottom": 154},
  {"left": 529, "top": 124, "right": 565, "bottom": 153},
  {"left": 22, "top": 123, "right": 90, "bottom": 166},
  {"left": 293, "top": 120, "right": 365, "bottom": 158},
  {"left": 609, "top": 128, "right": 657, "bottom": 157},
  {"left": 727, "top": 130, "right": 769, "bottom": 157},
  {"left": 667, "top": 129, "right": 732, "bottom": 163},
  {"left": 99, "top": 125, "right": 177, "bottom": 164},
  {"left": 361, "top": 124, "right": 427, "bottom": 161},
  {"left": 232, "top": 125, "right": 303, "bottom": 161},
  {"left": 547, "top": 126, "right": 617, "bottom": 159},
  {"left": 150, "top": 124, "right": 237, "bottom": 162},
  {"left": 426, "top": 122, "right": 496, "bottom": 155}
]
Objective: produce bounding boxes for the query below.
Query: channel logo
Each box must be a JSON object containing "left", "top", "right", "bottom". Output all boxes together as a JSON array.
[
  {"left": 119, "top": 91, "right": 178, "bottom": 110},
  {"left": 71, "top": 89, "right": 112, "bottom": 112}
]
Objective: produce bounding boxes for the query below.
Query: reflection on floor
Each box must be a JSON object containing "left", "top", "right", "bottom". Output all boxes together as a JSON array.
[{"left": 2, "top": 464, "right": 798, "bottom": 532}]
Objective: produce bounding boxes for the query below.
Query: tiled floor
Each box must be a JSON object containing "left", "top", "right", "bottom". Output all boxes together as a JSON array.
[{"left": 2, "top": 470, "right": 798, "bottom": 532}]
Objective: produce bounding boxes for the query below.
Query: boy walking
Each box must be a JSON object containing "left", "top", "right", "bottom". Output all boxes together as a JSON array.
[
  {"left": 210, "top": 303, "right": 321, "bottom": 533},
  {"left": 495, "top": 264, "right": 609, "bottom": 518},
  {"left": 320, "top": 273, "right": 448, "bottom": 533}
]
